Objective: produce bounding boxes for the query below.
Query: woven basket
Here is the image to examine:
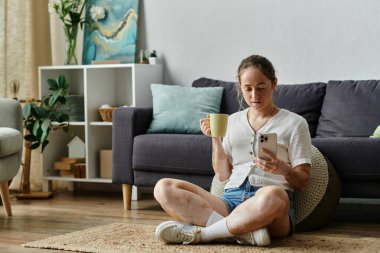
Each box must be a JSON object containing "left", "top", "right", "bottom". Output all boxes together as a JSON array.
[{"left": 98, "top": 107, "right": 117, "bottom": 122}]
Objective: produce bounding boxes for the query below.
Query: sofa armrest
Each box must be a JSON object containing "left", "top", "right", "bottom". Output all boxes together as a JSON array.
[{"left": 112, "top": 107, "right": 153, "bottom": 184}]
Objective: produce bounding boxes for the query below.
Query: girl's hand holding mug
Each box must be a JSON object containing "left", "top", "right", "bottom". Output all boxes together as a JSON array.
[
  {"left": 201, "top": 113, "right": 228, "bottom": 138},
  {"left": 200, "top": 114, "right": 212, "bottom": 137}
]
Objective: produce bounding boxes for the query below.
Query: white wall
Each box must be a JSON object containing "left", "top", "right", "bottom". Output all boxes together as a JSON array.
[{"left": 139, "top": 0, "right": 380, "bottom": 85}]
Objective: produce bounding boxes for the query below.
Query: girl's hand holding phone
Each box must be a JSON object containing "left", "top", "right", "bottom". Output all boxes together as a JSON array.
[{"left": 256, "top": 148, "right": 291, "bottom": 177}]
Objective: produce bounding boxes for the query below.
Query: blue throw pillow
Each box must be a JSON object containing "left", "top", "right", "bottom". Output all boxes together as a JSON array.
[{"left": 148, "top": 84, "right": 224, "bottom": 134}]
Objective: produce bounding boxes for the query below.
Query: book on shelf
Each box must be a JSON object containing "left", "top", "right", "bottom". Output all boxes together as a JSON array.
[
  {"left": 59, "top": 170, "right": 75, "bottom": 178},
  {"left": 62, "top": 157, "right": 85, "bottom": 163},
  {"left": 54, "top": 161, "right": 73, "bottom": 171}
]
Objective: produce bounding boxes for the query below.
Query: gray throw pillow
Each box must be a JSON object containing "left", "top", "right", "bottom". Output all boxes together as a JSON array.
[
  {"left": 316, "top": 80, "right": 380, "bottom": 137},
  {"left": 273, "top": 83, "right": 326, "bottom": 138}
]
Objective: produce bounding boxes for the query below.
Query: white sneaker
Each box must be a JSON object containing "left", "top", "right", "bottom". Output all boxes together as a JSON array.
[
  {"left": 235, "top": 227, "right": 271, "bottom": 246},
  {"left": 155, "top": 220, "right": 202, "bottom": 244}
]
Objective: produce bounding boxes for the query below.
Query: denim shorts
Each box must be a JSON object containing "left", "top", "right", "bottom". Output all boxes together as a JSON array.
[{"left": 220, "top": 178, "right": 295, "bottom": 234}]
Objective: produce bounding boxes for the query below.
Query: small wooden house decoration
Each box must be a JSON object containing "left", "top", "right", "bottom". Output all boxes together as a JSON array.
[{"left": 67, "top": 136, "right": 85, "bottom": 158}]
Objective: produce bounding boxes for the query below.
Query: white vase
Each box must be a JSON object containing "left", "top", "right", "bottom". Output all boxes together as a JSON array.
[{"left": 148, "top": 57, "right": 157, "bottom": 65}]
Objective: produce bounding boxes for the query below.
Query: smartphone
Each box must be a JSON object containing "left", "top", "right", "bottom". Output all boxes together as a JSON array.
[{"left": 257, "top": 133, "right": 277, "bottom": 161}]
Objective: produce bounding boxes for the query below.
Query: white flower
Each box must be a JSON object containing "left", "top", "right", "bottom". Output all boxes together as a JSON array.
[
  {"left": 90, "top": 5, "right": 106, "bottom": 22},
  {"left": 48, "top": 0, "right": 61, "bottom": 14}
]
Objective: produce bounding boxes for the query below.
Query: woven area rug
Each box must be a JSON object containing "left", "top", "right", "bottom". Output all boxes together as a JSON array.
[{"left": 23, "top": 222, "right": 380, "bottom": 253}]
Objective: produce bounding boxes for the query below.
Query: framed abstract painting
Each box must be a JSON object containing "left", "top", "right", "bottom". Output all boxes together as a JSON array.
[{"left": 82, "top": 0, "right": 140, "bottom": 64}]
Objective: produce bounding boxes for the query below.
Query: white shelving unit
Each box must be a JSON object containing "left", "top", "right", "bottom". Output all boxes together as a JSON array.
[{"left": 39, "top": 64, "right": 164, "bottom": 191}]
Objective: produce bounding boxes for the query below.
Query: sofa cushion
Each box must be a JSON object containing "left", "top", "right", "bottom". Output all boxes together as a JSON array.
[
  {"left": 313, "top": 137, "right": 380, "bottom": 198},
  {"left": 273, "top": 83, "right": 326, "bottom": 137},
  {"left": 312, "top": 137, "right": 380, "bottom": 180},
  {"left": 133, "top": 134, "right": 214, "bottom": 176},
  {"left": 192, "top": 78, "right": 247, "bottom": 115},
  {"left": 316, "top": 80, "right": 380, "bottom": 137},
  {"left": 147, "top": 84, "right": 223, "bottom": 134}
]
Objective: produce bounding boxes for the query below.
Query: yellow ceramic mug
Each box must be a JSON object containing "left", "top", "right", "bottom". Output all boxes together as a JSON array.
[{"left": 209, "top": 113, "right": 228, "bottom": 137}]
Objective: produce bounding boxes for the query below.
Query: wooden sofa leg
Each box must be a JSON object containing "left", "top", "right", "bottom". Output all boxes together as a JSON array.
[
  {"left": 122, "top": 184, "right": 132, "bottom": 210},
  {"left": 0, "top": 181, "right": 12, "bottom": 216}
]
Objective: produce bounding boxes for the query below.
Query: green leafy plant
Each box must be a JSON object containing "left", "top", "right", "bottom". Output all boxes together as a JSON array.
[
  {"left": 23, "top": 75, "right": 70, "bottom": 151},
  {"left": 150, "top": 50, "right": 157, "bottom": 58}
]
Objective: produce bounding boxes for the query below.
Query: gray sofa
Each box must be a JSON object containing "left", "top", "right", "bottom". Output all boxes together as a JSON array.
[{"left": 112, "top": 78, "right": 380, "bottom": 210}]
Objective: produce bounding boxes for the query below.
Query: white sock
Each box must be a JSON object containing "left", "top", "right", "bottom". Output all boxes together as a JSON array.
[
  {"left": 206, "top": 211, "right": 224, "bottom": 226},
  {"left": 200, "top": 218, "right": 233, "bottom": 242}
]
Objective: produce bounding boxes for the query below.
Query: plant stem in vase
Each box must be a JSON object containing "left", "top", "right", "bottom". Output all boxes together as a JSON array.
[{"left": 64, "top": 24, "right": 79, "bottom": 65}]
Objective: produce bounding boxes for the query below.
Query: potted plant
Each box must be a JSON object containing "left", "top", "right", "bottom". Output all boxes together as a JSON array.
[
  {"left": 148, "top": 50, "right": 158, "bottom": 65},
  {"left": 18, "top": 74, "right": 70, "bottom": 198},
  {"left": 23, "top": 74, "right": 70, "bottom": 151}
]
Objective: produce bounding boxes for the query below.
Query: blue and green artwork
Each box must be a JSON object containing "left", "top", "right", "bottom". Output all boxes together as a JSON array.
[{"left": 82, "top": 0, "right": 140, "bottom": 64}]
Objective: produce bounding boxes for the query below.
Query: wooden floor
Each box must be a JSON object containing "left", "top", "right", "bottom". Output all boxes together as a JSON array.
[{"left": 0, "top": 190, "right": 379, "bottom": 252}]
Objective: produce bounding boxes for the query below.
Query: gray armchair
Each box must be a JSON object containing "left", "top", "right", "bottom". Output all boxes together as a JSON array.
[{"left": 0, "top": 98, "right": 23, "bottom": 216}]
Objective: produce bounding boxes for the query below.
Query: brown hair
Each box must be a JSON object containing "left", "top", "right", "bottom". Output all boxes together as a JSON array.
[{"left": 235, "top": 55, "right": 277, "bottom": 109}]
